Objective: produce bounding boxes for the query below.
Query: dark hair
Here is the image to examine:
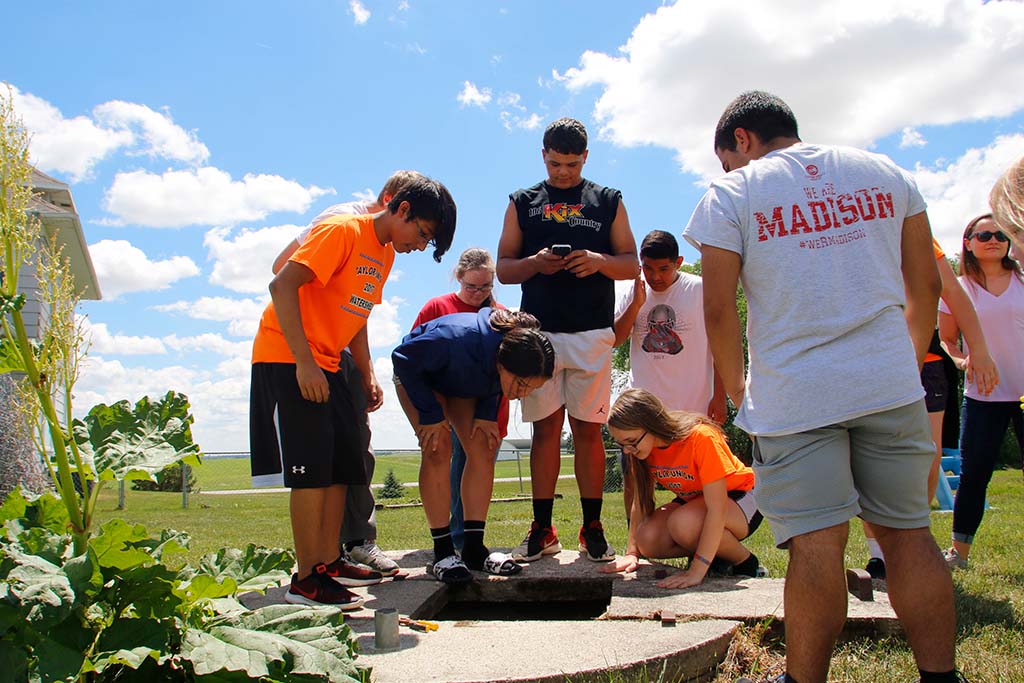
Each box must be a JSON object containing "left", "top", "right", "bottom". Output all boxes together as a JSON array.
[
  {"left": 387, "top": 177, "right": 456, "bottom": 262},
  {"left": 714, "top": 91, "right": 800, "bottom": 153},
  {"left": 608, "top": 388, "right": 723, "bottom": 519},
  {"left": 639, "top": 230, "right": 679, "bottom": 261},
  {"left": 377, "top": 170, "right": 425, "bottom": 204},
  {"left": 960, "top": 213, "right": 1023, "bottom": 290},
  {"left": 489, "top": 309, "right": 555, "bottom": 379},
  {"left": 543, "top": 118, "right": 588, "bottom": 155}
]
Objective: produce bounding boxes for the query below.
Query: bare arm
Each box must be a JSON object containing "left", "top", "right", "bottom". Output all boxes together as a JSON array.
[
  {"left": 707, "top": 367, "right": 727, "bottom": 424},
  {"left": 563, "top": 201, "right": 640, "bottom": 280},
  {"left": 900, "top": 212, "right": 942, "bottom": 368},
  {"left": 267, "top": 262, "right": 326, "bottom": 403},
  {"left": 613, "top": 277, "right": 646, "bottom": 346},
  {"left": 938, "top": 311, "right": 964, "bottom": 367},
  {"left": 701, "top": 245, "right": 745, "bottom": 406},
  {"left": 937, "top": 257, "right": 998, "bottom": 395},
  {"left": 349, "top": 326, "right": 383, "bottom": 411},
  {"left": 657, "top": 478, "right": 730, "bottom": 589},
  {"left": 496, "top": 201, "right": 565, "bottom": 284},
  {"left": 272, "top": 239, "right": 301, "bottom": 275}
]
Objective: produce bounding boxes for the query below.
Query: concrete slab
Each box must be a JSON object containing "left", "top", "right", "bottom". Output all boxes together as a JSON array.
[{"left": 237, "top": 548, "right": 900, "bottom": 682}]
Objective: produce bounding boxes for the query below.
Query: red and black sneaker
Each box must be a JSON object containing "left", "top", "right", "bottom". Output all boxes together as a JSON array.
[
  {"left": 323, "top": 556, "right": 384, "bottom": 586},
  {"left": 578, "top": 520, "right": 615, "bottom": 561},
  {"left": 285, "top": 566, "right": 364, "bottom": 610},
  {"left": 512, "top": 522, "right": 561, "bottom": 562}
]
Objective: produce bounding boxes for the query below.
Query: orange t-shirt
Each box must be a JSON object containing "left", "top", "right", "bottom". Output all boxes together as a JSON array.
[
  {"left": 924, "top": 238, "right": 946, "bottom": 364},
  {"left": 644, "top": 424, "right": 755, "bottom": 501},
  {"left": 251, "top": 214, "right": 395, "bottom": 373}
]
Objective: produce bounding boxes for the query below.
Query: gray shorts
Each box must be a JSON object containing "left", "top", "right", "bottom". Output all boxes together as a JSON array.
[{"left": 751, "top": 400, "right": 933, "bottom": 548}]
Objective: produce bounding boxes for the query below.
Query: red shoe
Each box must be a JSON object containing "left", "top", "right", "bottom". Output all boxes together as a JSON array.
[
  {"left": 512, "top": 522, "right": 561, "bottom": 562},
  {"left": 285, "top": 566, "right": 364, "bottom": 610},
  {"left": 323, "top": 556, "right": 384, "bottom": 586}
]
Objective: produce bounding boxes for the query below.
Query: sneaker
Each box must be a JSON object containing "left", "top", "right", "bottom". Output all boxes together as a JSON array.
[
  {"left": 512, "top": 522, "right": 562, "bottom": 562},
  {"left": 323, "top": 556, "right": 383, "bottom": 586},
  {"left": 578, "top": 520, "right": 615, "bottom": 562},
  {"left": 943, "top": 547, "right": 968, "bottom": 570},
  {"left": 736, "top": 674, "right": 787, "bottom": 683},
  {"left": 285, "top": 568, "right": 364, "bottom": 610},
  {"left": 916, "top": 672, "right": 969, "bottom": 683},
  {"left": 347, "top": 542, "right": 400, "bottom": 577},
  {"left": 865, "top": 557, "right": 887, "bottom": 580}
]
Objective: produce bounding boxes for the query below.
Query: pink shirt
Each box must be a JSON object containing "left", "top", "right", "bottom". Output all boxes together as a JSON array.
[{"left": 941, "top": 275, "right": 1024, "bottom": 402}]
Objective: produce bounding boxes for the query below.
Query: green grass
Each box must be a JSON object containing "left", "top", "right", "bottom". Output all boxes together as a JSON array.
[
  {"left": 190, "top": 452, "right": 576, "bottom": 492},
  {"left": 94, "top": 469, "right": 1024, "bottom": 683}
]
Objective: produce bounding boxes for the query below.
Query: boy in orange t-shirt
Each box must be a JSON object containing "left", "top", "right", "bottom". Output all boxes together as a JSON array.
[{"left": 250, "top": 177, "right": 456, "bottom": 608}]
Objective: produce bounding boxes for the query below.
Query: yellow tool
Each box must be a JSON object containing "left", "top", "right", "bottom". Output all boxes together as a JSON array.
[{"left": 399, "top": 616, "right": 439, "bottom": 632}]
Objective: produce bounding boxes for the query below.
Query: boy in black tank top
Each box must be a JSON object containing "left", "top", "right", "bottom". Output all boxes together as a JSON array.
[{"left": 496, "top": 118, "right": 639, "bottom": 563}]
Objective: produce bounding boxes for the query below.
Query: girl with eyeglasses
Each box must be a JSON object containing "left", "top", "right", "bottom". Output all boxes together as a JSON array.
[
  {"left": 409, "top": 248, "right": 508, "bottom": 553},
  {"left": 603, "top": 388, "right": 764, "bottom": 588},
  {"left": 392, "top": 308, "right": 555, "bottom": 583},
  {"left": 939, "top": 214, "right": 1024, "bottom": 569}
]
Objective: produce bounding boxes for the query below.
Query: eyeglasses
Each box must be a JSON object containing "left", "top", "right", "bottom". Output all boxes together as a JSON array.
[
  {"left": 463, "top": 282, "right": 493, "bottom": 293},
  {"left": 970, "top": 231, "right": 1009, "bottom": 243},
  {"left": 411, "top": 217, "right": 437, "bottom": 248},
  {"left": 616, "top": 430, "right": 648, "bottom": 453}
]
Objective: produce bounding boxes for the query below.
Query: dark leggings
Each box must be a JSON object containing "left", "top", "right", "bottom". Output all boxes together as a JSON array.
[{"left": 952, "top": 397, "right": 1023, "bottom": 544}]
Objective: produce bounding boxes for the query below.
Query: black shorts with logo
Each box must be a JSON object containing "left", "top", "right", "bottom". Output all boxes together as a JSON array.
[
  {"left": 921, "top": 359, "right": 947, "bottom": 414},
  {"left": 250, "top": 361, "right": 369, "bottom": 488}
]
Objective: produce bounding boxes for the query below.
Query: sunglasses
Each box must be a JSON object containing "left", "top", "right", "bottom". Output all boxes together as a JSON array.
[{"left": 970, "top": 231, "right": 1009, "bottom": 243}]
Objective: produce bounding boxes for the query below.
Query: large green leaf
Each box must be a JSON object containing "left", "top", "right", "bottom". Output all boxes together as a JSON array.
[
  {"left": 85, "top": 617, "right": 173, "bottom": 674},
  {"left": 0, "top": 640, "right": 29, "bottom": 683},
  {"left": 72, "top": 391, "right": 203, "bottom": 483},
  {"left": 0, "top": 487, "right": 30, "bottom": 525},
  {"left": 174, "top": 575, "right": 238, "bottom": 604},
  {"left": 90, "top": 519, "right": 156, "bottom": 571},
  {"left": 0, "top": 336, "right": 26, "bottom": 373},
  {"left": 180, "top": 605, "right": 360, "bottom": 682},
  {"left": 187, "top": 545, "right": 294, "bottom": 592},
  {"left": 4, "top": 550, "right": 76, "bottom": 628},
  {"left": 98, "top": 563, "right": 182, "bottom": 620},
  {"left": 32, "top": 625, "right": 88, "bottom": 683},
  {"left": 2, "top": 490, "right": 71, "bottom": 537}
]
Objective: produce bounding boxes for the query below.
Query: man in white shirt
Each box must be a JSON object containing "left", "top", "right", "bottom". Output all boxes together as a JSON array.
[{"left": 685, "top": 91, "right": 960, "bottom": 683}]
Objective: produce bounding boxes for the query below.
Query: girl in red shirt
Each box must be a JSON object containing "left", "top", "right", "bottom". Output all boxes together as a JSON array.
[{"left": 603, "top": 388, "right": 763, "bottom": 588}]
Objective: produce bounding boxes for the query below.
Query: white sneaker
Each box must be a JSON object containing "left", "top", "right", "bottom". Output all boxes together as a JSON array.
[
  {"left": 347, "top": 542, "right": 400, "bottom": 576},
  {"left": 943, "top": 547, "right": 968, "bottom": 570}
]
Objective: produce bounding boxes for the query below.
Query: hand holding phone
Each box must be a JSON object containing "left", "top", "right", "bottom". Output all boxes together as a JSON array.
[{"left": 551, "top": 244, "right": 571, "bottom": 257}]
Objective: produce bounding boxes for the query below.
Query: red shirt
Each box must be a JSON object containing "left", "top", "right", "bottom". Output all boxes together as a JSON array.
[{"left": 412, "top": 292, "right": 510, "bottom": 438}]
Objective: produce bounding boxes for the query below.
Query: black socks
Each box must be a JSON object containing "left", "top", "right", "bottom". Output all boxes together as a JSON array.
[
  {"left": 431, "top": 526, "right": 455, "bottom": 562},
  {"left": 461, "top": 520, "right": 488, "bottom": 569},
  {"left": 533, "top": 498, "right": 554, "bottom": 530}
]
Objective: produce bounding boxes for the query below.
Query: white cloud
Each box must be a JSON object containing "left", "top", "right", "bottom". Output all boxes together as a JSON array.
[
  {"left": 398, "top": 0, "right": 409, "bottom": 10},
  {"left": 498, "top": 92, "right": 525, "bottom": 111},
  {"left": 913, "top": 133, "right": 1024, "bottom": 255},
  {"left": 500, "top": 111, "right": 543, "bottom": 132},
  {"left": 367, "top": 297, "right": 404, "bottom": 349},
  {"left": 368, "top": 355, "right": 416, "bottom": 450},
  {"left": 75, "top": 356, "right": 250, "bottom": 453},
  {"left": 162, "top": 333, "right": 252, "bottom": 358},
  {"left": 350, "top": 0, "right": 371, "bottom": 25},
  {"left": 153, "top": 296, "right": 268, "bottom": 339},
  {"left": 93, "top": 100, "right": 209, "bottom": 164},
  {"left": 89, "top": 239, "right": 200, "bottom": 300},
  {"left": 81, "top": 319, "right": 167, "bottom": 355},
  {"left": 900, "top": 127, "right": 927, "bottom": 149},
  {"left": 204, "top": 225, "right": 301, "bottom": 294},
  {"left": 388, "top": 269, "right": 404, "bottom": 282},
  {"left": 457, "top": 81, "right": 492, "bottom": 109},
  {"left": 10, "top": 85, "right": 132, "bottom": 181},
  {"left": 558, "top": 0, "right": 1024, "bottom": 179},
  {"left": 103, "top": 167, "right": 333, "bottom": 228}
]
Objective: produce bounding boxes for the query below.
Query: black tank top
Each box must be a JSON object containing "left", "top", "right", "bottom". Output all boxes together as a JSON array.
[{"left": 510, "top": 179, "right": 621, "bottom": 332}]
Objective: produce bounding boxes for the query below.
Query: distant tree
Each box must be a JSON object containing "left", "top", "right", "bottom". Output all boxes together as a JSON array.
[
  {"left": 379, "top": 469, "right": 405, "bottom": 499},
  {"left": 132, "top": 461, "right": 198, "bottom": 492}
]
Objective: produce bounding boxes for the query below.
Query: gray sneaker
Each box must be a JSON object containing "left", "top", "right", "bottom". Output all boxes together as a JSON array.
[
  {"left": 347, "top": 542, "right": 400, "bottom": 576},
  {"left": 943, "top": 547, "right": 968, "bottom": 570}
]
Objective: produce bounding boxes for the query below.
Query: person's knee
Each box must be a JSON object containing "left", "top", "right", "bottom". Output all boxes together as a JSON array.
[
  {"left": 788, "top": 523, "right": 848, "bottom": 561},
  {"left": 666, "top": 511, "right": 701, "bottom": 551},
  {"left": 635, "top": 522, "right": 667, "bottom": 557}
]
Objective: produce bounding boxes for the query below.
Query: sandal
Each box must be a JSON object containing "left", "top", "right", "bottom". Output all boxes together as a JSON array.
[
  {"left": 481, "top": 551, "right": 523, "bottom": 576},
  {"left": 429, "top": 554, "right": 473, "bottom": 584}
]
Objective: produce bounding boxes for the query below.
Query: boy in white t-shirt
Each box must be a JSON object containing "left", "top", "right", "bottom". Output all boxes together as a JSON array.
[{"left": 613, "top": 230, "right": 726, "bottom": 520}]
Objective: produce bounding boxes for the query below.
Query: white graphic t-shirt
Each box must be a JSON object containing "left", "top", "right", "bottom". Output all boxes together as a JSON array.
[
  {"left": 684, "top": 143, "right": 926, "bottom": 436},
  {"left": 615, "top": 272, "right": 714, "bottom": 413},
  {"left": 296, "top": 200, "right": 372, "bottom": 245}
]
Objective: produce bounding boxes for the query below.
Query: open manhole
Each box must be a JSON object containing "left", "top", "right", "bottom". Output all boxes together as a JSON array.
[{"left": 413, "top": 577, "right": 613, "bottom": 622}]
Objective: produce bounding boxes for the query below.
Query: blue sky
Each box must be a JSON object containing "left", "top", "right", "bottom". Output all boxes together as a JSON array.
[{"left": 5, "top": 0, "right": 1024, "bottom": 451}]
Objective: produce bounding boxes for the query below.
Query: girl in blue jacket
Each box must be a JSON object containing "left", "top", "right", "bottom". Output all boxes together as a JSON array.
[{"left": 393, "top": 308, "right": 555, "bottom": 583}]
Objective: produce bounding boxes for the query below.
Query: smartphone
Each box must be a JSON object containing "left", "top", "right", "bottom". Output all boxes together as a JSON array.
[{"left": 551, "top": 244, "right": 571, "bottom": 257}]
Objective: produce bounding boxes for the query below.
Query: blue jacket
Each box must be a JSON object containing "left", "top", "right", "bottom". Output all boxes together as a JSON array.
[{"left": 391, "top": 308, "right": 502, "bottom": 426}]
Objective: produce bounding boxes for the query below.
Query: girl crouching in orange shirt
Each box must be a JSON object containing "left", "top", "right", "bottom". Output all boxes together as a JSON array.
[{"left": 602, "top": 388, "right": 764, "bottom": 588}]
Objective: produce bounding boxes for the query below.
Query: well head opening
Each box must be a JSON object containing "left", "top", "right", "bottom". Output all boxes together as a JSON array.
[{"left": 415, "top": 577, "right": 613, "bottom": 622}]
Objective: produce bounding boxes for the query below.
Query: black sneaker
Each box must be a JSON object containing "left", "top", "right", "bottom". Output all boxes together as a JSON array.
[
  {"left": 323, "top": 556, "right": 384, "bottom": 586},
  {"left": 285, "top": 566, "right": 364, "bottom": 610},
  {"left": 578, "top": 520, "right": 615, "bottom": 561},
  {"left": 865, "top": 557, "right": 886, "bottom": 580}
]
